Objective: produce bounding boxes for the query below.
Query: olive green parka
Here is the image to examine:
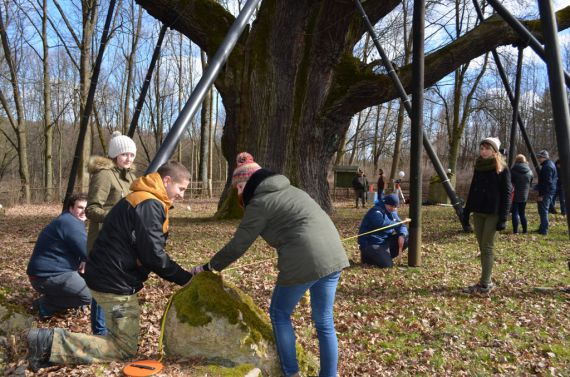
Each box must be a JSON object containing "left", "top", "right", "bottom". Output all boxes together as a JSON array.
[{"left": 86, "top": 156, "right": 136, "bottom": 251}]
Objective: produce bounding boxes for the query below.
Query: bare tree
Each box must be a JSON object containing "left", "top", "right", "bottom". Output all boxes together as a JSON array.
[{"left": 0, "top": 1, "right": 31, "bottom": 203}]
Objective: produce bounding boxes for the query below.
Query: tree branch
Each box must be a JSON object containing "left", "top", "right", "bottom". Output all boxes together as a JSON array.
[
  {"left": 330, "top": 7, "right": 570, "bottom": 121},
  {"left": 135, "top": 0, "right": 236, "bottom": 56}
]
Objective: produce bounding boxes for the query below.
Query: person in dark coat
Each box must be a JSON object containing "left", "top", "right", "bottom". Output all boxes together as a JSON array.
[
  {"left": 549, "top": 159, "right": 566, "bottom": 216},
  {"left": 27, "top": 193, "right": 91, "bottom": 319},
  {"left": 352, "top": 169, "right": 369, "bottom": 208},
  {"left": 510, "top": 154, "right": 533, "bottom": 234},
  {"left": 534, "top": 150, "right": 557, "bottom": 235},
  {"left": 463, "top": 137, "right": 512, "bottom": 294},
  {"left": 358, "top": 193, "right": 409, "bottom": 268},
  {"left": 377, "top": 168, "right": 386, "bottom": 199}
]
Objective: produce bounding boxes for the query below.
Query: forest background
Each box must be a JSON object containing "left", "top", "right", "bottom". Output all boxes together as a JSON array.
[{"left": 0, "top": 0, "right": 569, "bottom": 208}]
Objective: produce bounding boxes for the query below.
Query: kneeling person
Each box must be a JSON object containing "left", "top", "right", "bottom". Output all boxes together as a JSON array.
[
  {"left": 358, "top": 194, "right": 408, "bottom": 268},
  {"left": 26, "top": 161, "right": 193, "bottom": 371},
  {"left": 27, "top": 193, "right": 91, "bottom": 318}
]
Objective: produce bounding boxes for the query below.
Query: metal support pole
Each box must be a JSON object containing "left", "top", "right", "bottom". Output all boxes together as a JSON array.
[
  {"left": 355, "top": 0, "right": 465, "bottom": 225},
  {"left": 508, "top": 47, "right": 523, "bottom": 167},
  {"left": 145, "top": 0, "right": 262, "bottom": 173},
  {"left": 472, "top": 0, "right": 539, "bottom": 172},
  {"left": 486, "top": 0, "right": 570, "bottom": 87},
  {"left": 63, "top": 0, "right": 117, "bottom": 211},
  {"left": 128, "top": 24, "right": 168, "bottom": 138},
  {"left": 537, "top": 0, "right": 570, "bottom": 238},
  {"left": 408, "top": 0, "right": 424, "bottom": 267}
]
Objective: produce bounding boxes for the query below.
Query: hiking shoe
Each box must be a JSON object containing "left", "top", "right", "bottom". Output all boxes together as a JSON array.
[
  {"left": 27, "top": 328, "right": 54, "bottom": 372},
  {"left": 463, "top": 283, "right": 494, "bottom": 294},
  {"left": 32, "top": 299, "right": 53, "bottom": 319}
]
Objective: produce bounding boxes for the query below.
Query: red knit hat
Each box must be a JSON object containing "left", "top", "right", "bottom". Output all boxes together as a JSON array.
[{"left": 231, "top": 152, "right": 261, "bottom": 187}]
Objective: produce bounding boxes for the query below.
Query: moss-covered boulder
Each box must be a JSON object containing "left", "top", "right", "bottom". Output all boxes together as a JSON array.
[{"left": 164, "top": 272, "right": 317, "bottom": 376}]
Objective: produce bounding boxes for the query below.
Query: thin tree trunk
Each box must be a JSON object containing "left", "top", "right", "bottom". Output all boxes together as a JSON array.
[
  {"left": 0, "top": 5, "right": 30, "bottom": 203},
  {"left": 42, "top": 0, "right": 54, "bottom": 201},
  {"left": 78, "top": 0, "right": 99, "bottom": 192},
  {"left": 122, "top": 2, "right": 143, "bottom": 133},
  {"left": 199, "top": 50, "right": 211, "bottom": 195},
  {"left": 389, "top": 102, "right": 406, "bottom": 187}
]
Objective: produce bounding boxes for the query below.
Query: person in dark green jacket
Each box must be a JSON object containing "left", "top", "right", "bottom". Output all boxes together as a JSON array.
[{"left": 192, "top": 152, "right": 349, "bottom": 377}]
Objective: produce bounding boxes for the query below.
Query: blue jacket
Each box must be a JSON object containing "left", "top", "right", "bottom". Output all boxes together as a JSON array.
[
  {"left": 27, "top": 212, "right": 87, "bottom": 277},
  {"left": 358, "top": 202, "right": 408, "bottom": 248},
  {"left": 537, "top": 159, "right": 557, "bottom": 196}
]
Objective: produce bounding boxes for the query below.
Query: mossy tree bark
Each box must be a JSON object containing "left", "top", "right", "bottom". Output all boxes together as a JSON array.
[{"left": 136, "top": 0, "right": 570, "bottom": 213}]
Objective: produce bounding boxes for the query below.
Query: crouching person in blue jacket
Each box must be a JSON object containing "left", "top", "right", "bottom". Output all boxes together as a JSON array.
[{"left": 358, "top": 194, "right": 409, "bottom": 268}]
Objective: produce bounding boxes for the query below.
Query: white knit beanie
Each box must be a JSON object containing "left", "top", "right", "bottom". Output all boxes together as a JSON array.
[
  {"left": 480, "top": 137, "right": 500, "bottom": 153},
  {"left": 108, "top": 131, "right": 137, "bottom": 158}
]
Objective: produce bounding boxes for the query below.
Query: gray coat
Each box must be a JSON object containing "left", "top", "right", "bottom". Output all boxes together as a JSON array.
[
  {"left": 510, "top": 162, "right": 533, "bottom": 203},
  {"left": 209, "top": 175, "right": 349, "bottom": 286}
]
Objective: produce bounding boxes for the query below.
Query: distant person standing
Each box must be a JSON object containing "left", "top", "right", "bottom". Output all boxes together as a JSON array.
[
  {"left": 352, "top": 169, "right": 369, "bottom": 208},
  {"left": 534, "top": 150, "right": 557, "bottom": 235},
  {"left": 86, "top": 131, "right": 137, "bottom": 335},
  {"left": 27, "top": 193, "right": 91, "bottom": 319},
  {"left": 510, "top": 154, "right": 533, "bottom": 234},
  {"left": 550, "top": 159, "right": 566, "bottom": 216},
  {"left": 377, "top": 169, "right": 386, "bottom": 199},
  {"left": 463, "top": 137, "right": 512, "bottom": 294}
]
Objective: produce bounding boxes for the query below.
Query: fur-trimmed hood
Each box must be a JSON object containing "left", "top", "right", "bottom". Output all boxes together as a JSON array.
[{"left": 88, "top": 155, "right": 136, "bottom": 174}]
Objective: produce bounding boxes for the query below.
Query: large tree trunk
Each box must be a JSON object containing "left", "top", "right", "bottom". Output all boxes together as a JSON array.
[{"left": 136, "top": 0, "right": 570, "bottom": 213}]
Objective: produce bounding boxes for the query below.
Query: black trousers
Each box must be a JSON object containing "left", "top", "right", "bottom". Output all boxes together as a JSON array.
[{"left": 360, "top": 235, "right": 409, "bottom": 268}]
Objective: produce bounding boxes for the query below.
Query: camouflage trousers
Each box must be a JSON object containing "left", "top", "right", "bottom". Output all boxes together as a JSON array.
[{"left": 50, "top": 290, "right": 140, "bottom": 364}]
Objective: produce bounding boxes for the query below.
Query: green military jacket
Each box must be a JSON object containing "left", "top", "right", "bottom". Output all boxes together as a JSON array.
[
  {"left": 209, "top": 174, "right": 349, "bottom": 286},
  {"left": 86, "top": 156, "right": 136, "bottom": 251}
]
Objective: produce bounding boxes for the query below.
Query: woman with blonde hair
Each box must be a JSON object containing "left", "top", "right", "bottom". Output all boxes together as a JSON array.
[
  {"left": 510, "top": 154, "right": 533, "bottom": 234},
  {"left": 462, "top": 137, "right": 512, "bottom": 294}
]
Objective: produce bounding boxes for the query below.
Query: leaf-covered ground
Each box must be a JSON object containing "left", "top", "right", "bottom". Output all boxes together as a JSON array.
[{"left": 1, "top": 200, "right": 569, "bottom": 376}]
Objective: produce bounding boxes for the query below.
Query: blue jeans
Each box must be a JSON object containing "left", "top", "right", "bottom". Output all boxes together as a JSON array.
[
  {"left": 91, "top": 298, "right": 108, "bottom": 335},
  {"left": 511, "top": 201, "right": 527, "bottom": 233},
  {"left": 269, "top": 271, "right": 341, "bottom": 377},
  {"left": 538, "top": 194, "right": 554, "bottom": 234},
  {"left": 552, "top": 187, "right": 566, "bottom": 215}
]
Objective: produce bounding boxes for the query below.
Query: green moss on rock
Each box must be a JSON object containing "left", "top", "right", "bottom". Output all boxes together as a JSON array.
[
  {"left": 195, "top": 363, "right": 260, "bottom": 377},
  {"left": 172, "top": 272, "right": 273, "bottom": 343},
  {"left": 214, "top": 188, "right": 244, "bottom": 220}
]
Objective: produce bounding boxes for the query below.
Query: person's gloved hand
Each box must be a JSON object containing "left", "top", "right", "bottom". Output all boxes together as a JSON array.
[
  {"left": 191, "top": 265, "right": 205, "bottom": 276},
  {"left": 191, "top": 263, "right": 211, "bottom": 276},
  {"left": 496, "top": 221, "right": 506, "bottom": 231}
]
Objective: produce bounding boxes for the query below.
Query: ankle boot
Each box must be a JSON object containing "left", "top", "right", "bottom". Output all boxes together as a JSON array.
[{"left": 27, "top": 328, "right": 54, "bottom": 372}]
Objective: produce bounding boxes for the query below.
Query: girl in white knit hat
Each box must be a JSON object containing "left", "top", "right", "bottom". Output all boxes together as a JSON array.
[
  {"left": 462, "top": 137, "right": 512, "bottom": 294},
  {"left": 86, "top": 131, "right": 137, "bottom": 335}
]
